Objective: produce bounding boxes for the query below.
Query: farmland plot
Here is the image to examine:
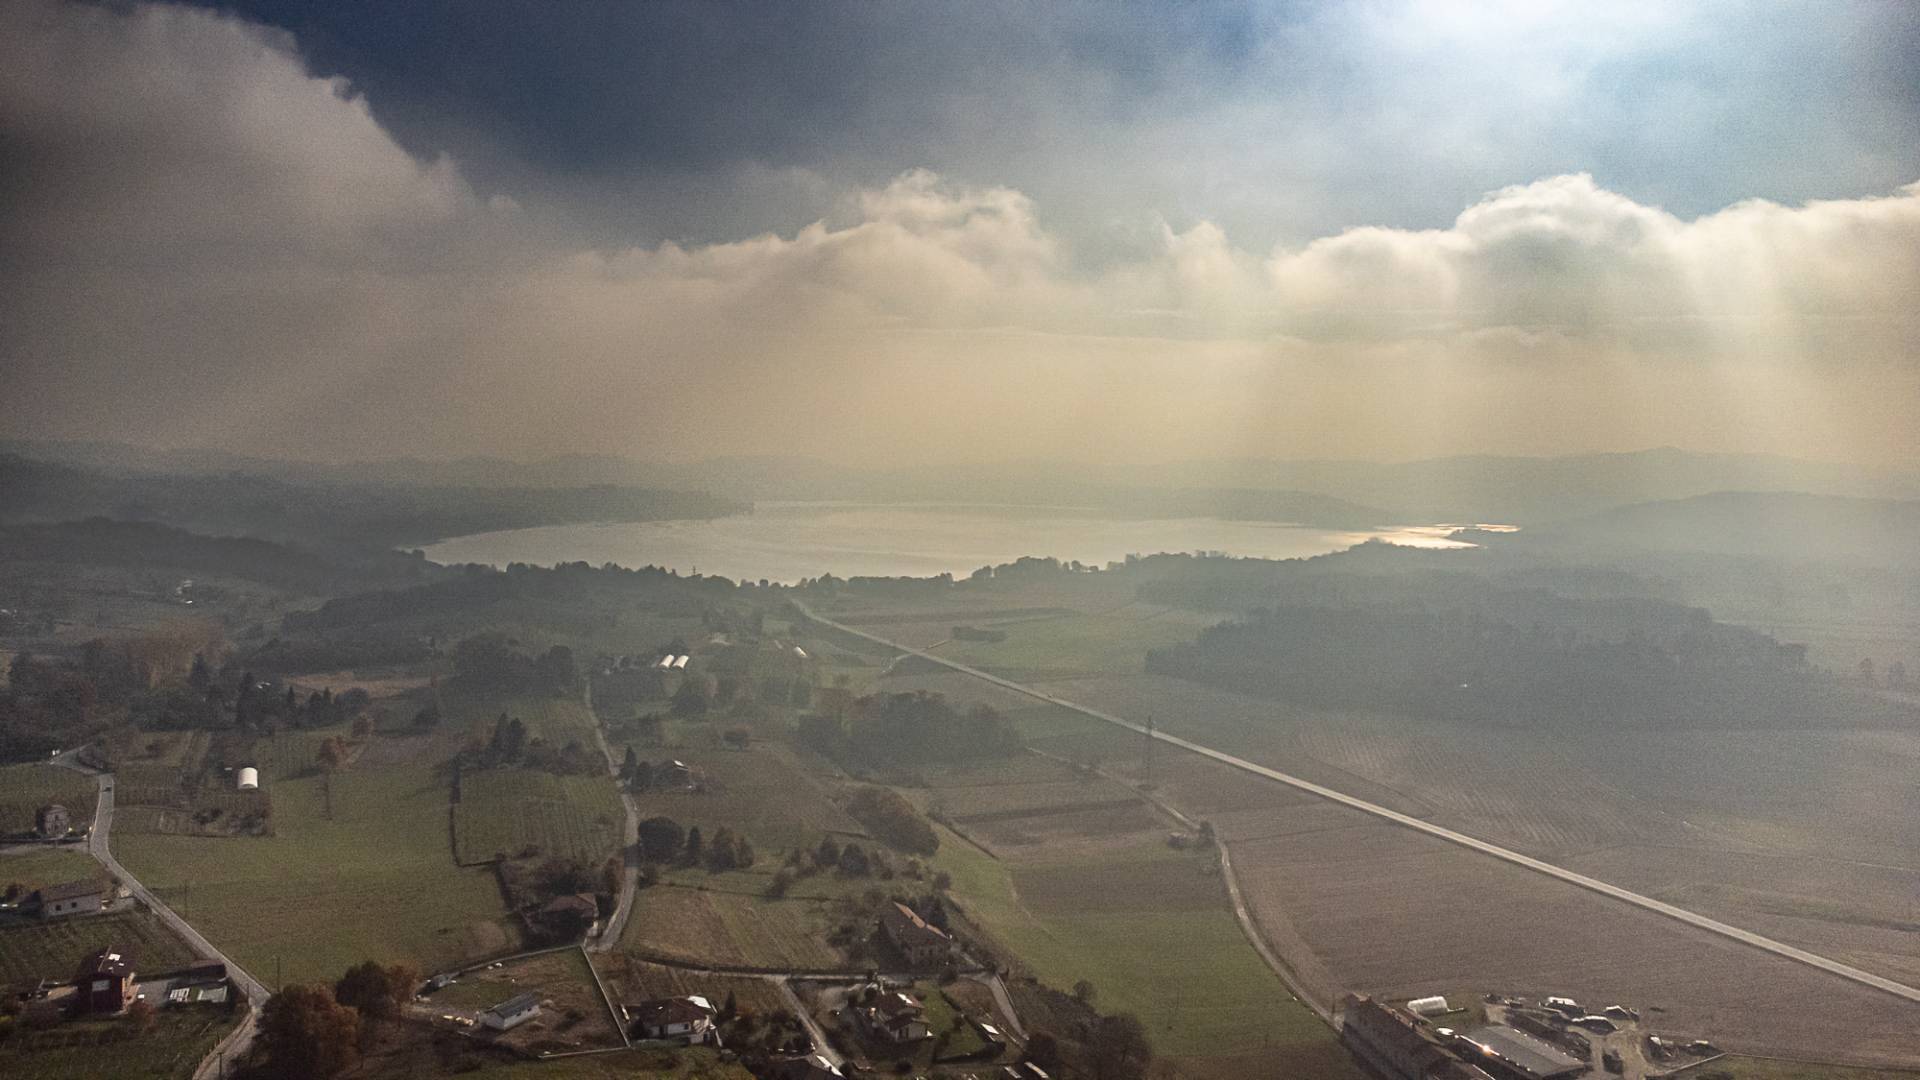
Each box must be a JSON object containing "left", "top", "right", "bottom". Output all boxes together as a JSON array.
[
  {"left": 0, "top": 1008, "right": 237, "bottom": 1080},
  {"left": 0, "top": 846, "right": 101, "bottom": 895},
  {"left": 0, "top": 764, "right": 97, "bottom": 835},
  {"left": 0, "top": 909, "right": 198, "bottom": 986},
  {"left": 1226, "top": 804, "right": 1920, "bottom": 1068},
  {"left": 932, "top": 827, "right": 1356, "bottom": 1076},
  {"left": 602, "top": 954, "right": 786, "bottom": 1016},
  {"left": 628, "top": 746, "right": 863, "bottom": 851},
  {"left": 456, "top": 769, "right": 622, "bottom": 866},
  {"left": 115, "top": 760, "right": 518, "bottom": 987},
  {"left": 432, "top": 949, "right": 623, "bottom": 1052},
  {"left": 619, "top": 885, "right": 851, "bottom": 972}
]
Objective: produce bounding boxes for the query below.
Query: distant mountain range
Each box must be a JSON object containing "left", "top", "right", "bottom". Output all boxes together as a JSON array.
[{"left": 5, "top": 439, "right": 1913, "bottom": 526}]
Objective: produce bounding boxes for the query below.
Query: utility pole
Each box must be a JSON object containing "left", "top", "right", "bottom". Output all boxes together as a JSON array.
[{"left": 1143, "top": 714, "right": 1154, "bottom": 788}]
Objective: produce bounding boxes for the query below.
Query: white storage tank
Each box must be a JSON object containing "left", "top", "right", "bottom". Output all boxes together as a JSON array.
[
  {"left": 237, "top": 767, "right": 260, "bottom": 791},
  {"left": 1407, "top": 996, "right": 1449, "bottom": 1017}
]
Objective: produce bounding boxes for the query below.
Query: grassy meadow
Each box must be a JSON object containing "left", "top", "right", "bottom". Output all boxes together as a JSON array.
[
  {"left": 113, "top": 741, "right": 516, "bottom": 988},
  {"left": 932, "top": 825, "right": 1357, "bottom": 1075},
  {"left": 0, "top": 764, "right": 97, "bottom": 836}
]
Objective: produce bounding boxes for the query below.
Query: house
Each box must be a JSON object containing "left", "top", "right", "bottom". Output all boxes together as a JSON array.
[
  {"left": 853, "top": 989, "right": 931, "bottom": 1043},
  {"left": 533, "top": 893, "right": 599, "bottom": 937},
  {"left": 480, "top": 991, "right": 542, "bottom": 1031},
  {"left": 35, "top": 803, "right": 71, "bottom": 839},
  {"left": 76, "top": 949, "right": 137, "bottom": 1014},
  {"left": 878, "top": 901, "right": 953, "bottom": 967},
  {"left": 31, "top": 879, "right": 106, "bottom": 919},
  {"left": 627, "top": 994, "right": 716, "bottom": 1043}
]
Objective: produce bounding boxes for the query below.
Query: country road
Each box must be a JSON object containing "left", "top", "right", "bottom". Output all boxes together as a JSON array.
[
  {"left": 581, "top": 679, "right": 640, "bottom": 954},
  {"left": 58, "top": 759, "right": 272, "bottom": 1079},
  {"left": 793, "top": 600, "right": 1920, "bottom": 1011}
]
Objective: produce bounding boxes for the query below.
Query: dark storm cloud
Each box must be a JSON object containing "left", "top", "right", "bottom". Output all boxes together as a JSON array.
[{"left": 186, "top": 0, "right": 1920, "bottom": 255}]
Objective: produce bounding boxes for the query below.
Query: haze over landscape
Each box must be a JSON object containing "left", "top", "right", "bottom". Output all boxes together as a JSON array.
[{"left": 3, "top": 4, "right": 1920, "bottom": 1080}]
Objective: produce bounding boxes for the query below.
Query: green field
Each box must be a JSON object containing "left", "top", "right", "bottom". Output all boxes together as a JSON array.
[
  {"left": 625, "top": 746, "right": 863, "bottom": 852},
  {"left": 114, "top": 744, "right": 517, "bottom": 988},
  {"left": 932, "top": 826, "right": 1358, "bottom": 1076},
  {"left": 0, "top": 1008, "right": 239, "bottom": 1080},
  {"left": 456, "top": 769, "right": 622, "bottom": 865},
  {"left": 0, "top": 764, "right": 97, "bottom": 836},
  {"left": 0, "top": 909, "right": 198, "bottom": 987},
  {"left": 620, "top": 884, "right": 851, "bottom": 972},
  {"left": 0, "top": 846, "right": 104, "bottom": 897}
]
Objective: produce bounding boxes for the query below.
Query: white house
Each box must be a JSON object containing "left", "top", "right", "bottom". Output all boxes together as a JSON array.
[{"left": 480, "top": 991, "right": 541, "bottom": 1031}]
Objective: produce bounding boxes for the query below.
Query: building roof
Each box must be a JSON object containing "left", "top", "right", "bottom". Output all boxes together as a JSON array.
[
  {"left": 38, "top": 879, "right": 104, "bottom": 903},
  {"left": 537, "top": 893, "right": 598, "bottom": 918},
  {"left": 881, "top": 901, "right": 951, "bottom": 947},
  {"left": 1460, "top": 1025, "right": 1585, "bottom": 1080},
  {"left": 79, "top": 949, "right": 133, "bottom": 978},
  {"left": 484, "top": 991, "right": 542, "bottom": 1019},
  {"left": 872, "top": 990, "right": 923, "bottom": 1018},
  {"left": 630, "top": 995, "right": 715, "bottom": 1027}
]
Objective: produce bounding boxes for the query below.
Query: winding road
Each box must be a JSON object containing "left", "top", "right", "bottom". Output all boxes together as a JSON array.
[
  {"left": 53, "top": 756, "right": 271, "bottom": 1078},
  {"left": 794, "top": 600, "right": 1920, "bottom": 1011}
]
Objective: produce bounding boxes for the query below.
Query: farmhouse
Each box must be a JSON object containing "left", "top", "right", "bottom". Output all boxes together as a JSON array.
[
  {"left": 76, "top": 948, "right": 137, "bottom": 1014},
  {"left": 627, "top": 994, "right": 716, "bottom": 1043},
  {"left": 852, "top": 988, "right": 931, "bottom": 1043},
  {"left": 534, "top": 893, "right": 599, "bottom": 937},
  {"left": 878, "top": 901, "right": 952, "bottom": 967},
  {"left": 1341, "top": 995, "right": 1495, "bottom": 1080},
  {"left": 35, "top": 803, "right": 71, "bottom": 838},
  {"left": 480, "top": 991, "right": 542, "bottom": 1031},
  {"left": 30, "top": 879, "right": 106, "bottom": 919}
]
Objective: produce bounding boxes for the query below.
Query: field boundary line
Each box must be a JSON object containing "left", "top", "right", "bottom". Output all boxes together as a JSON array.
[
  {"left": 1216, "top": 840, "right": 1334, "bottom": 1026},
  {"left": 578, "top": 945, "right": 631, "bottom": 1047},
  {"left": 795, "top": 600, "right": 1920, "bottom": 1010}
]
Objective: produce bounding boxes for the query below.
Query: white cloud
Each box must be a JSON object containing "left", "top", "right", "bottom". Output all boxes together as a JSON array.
[{"left": 1, "top": 0, "right": 1915, "bottom": 466}]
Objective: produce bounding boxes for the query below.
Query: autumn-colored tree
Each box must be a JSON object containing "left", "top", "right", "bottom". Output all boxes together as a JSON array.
[
  {"left": 260, "top": 984, "right": 361, "bottom": 1079},
  {"left": 316, "top": 736, "right": 349, "bottom": 772},
  {"left": 333, "top": 960, "right": 419, "bottom": 1019},
  {"left": 1089, "top": 1013, "right": 1153, "bottom": 1080}
]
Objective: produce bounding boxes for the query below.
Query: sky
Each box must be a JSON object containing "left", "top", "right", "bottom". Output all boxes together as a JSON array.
[{"left": 2, "top": 0, "right": 1917, "bottom": 467}]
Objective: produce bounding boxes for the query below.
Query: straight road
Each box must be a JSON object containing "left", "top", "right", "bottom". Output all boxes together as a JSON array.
[
  {"left": 794, "top": 600, "right": 1920, "bottom": 1010},
  {"left": 68, "top": 768, "right": 272, "bottom": 1078}
]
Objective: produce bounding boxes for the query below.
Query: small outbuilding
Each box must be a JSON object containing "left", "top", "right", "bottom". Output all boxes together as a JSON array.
[
  {"left": 480, "top": 991, "right": 542, "bottom": 1031},
  {"left": 35, "top": 804, "right": 71, "bottom": 839},
  {"left": 236, "top": 767, "right": 259, "bottom": 791},
  {"left": 76, "top": 948, "right": 137, "bottom": 1014},
  {"left": 31, "top": 879, "right": 106, "bottom": 919}
]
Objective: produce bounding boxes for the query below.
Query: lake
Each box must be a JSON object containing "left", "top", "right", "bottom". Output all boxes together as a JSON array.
[{"left": 419, "top": 503, "right": 1484, "bottom": 584}]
